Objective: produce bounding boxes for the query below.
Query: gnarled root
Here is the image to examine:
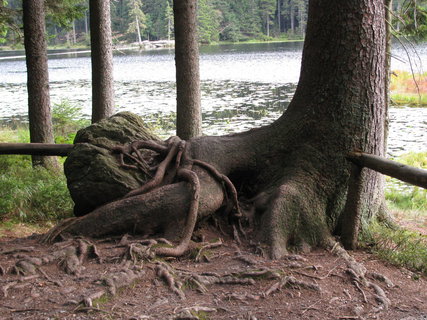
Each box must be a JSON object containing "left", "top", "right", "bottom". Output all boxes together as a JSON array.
[
  {"left": 329, "top": 240, "right": 392, "bottom": 310},
  {"left": 155, "top": 168, "right": 200, "bottom": 257}
]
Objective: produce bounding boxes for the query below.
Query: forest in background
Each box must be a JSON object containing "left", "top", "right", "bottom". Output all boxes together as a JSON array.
[{"left": 0, "top": 0, "right": 426, "bottom": 48}]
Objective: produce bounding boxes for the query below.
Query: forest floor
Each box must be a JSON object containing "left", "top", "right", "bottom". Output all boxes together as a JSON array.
[{"left": 0, "top": 224, "right": 426, "bottom": 320}]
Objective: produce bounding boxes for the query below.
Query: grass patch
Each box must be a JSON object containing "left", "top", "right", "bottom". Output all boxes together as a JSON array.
[
  {"left": 369, "top": 151, "right": 427, "bottom": 275},
  {"left": 386, "top": 184, "right": 426, "bottom": 212},
  {"left": 0, "top": 101, "right": 88, "bottom": 225},
  {"left": 361, "top": 220, "right": 427, "bottom": 275},
  {"left": 390, "top": 70, "right": 427, "bottom": 107},
  {"left": 52, "top": 99, "right": 90, "bottom": 144},
  {"left": 0, "top": 154, "right": 73, "bottom": 223},
  {"left": 385, "top": 151, "right": 427, "bottom": 212}
]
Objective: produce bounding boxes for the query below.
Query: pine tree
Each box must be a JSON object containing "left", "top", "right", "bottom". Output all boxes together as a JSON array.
[{"left": 127, "top": 0, "right": 146, "bottom": 44}]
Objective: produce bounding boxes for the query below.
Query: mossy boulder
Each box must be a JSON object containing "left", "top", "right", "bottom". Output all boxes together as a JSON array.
[{"left": 64, "top": 112, "right": 160, "bottom": 217}]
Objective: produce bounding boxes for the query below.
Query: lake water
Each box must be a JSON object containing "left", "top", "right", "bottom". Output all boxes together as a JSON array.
[{"left": 0, "top": 41, "right": 426, "bottom": 158}]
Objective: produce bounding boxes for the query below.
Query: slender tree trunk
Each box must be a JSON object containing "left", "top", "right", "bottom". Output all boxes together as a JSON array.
[
  {"left": 168, "top": 17, "right": 172, "bottom": 41},
  {"left": 396, "top": 1, "right": 401, "bottom": 31},
  {"left": 384, "top": 0, "right": 392, "bottom": 154},
  {"left": 22, "top": 0, "right": 58, "bottom": 169},
  {"left": 136, "top": 16, "right": 142, "bottom": 45},
  {"left": 173, "top": 0, "right": 202, "bottom": 140},
  {"left": 290, "top": 2, "right": 295, "bottom": 33},
  {"left": 414, "top": 0, "right": 418, "bottom": 29},
  {"left": 66, "top": 32, "right": 71, "bottom": 46},
  {"left": 267, "top": 15, "right": 270, "bottom": 37},
  {"left": 54, "top": 26, "right": 59, "bottom": 45},
  {"left": 85, "top": 10, "right": 89, "bottom": 34},
  {"left": 72, "top": 20, "right": 77, "bottom": 44},
  {"left": 298, "top": 1, "right": 305, "bottom": 35},
  {"left": 89, "top": 0, "right": 115, "bottom": 123}
]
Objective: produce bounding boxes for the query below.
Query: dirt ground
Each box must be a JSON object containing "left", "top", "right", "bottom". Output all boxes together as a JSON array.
[{"left": 0, "top": 228, "right": 426, "bottom": 320}]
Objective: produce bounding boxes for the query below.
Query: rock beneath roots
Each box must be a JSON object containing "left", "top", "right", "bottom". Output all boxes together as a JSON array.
[{"left": 64, "top": 112, "right": 160, "bottom": 216}]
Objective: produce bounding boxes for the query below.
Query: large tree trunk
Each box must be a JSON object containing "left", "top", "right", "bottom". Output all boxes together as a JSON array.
[
  {"left": 51, "top": 0, "right": 387, "bottom": 259},
  {"left": 173, "top": 0, "right": 202, "bottom": 140},
  {"left": 90, "top": 0, "right": 115, "bottom": 123},
  {"left": 22, "top": 0, "right": 58, "bottom": 170}
]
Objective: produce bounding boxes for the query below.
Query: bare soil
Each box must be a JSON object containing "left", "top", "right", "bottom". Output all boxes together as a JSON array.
[{"left": 0, "top": 228, "right": 426, "bottom": 320}]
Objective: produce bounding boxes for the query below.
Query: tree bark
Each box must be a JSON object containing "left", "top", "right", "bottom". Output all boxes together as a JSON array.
[
  {"left": 90, "top": 0, "right": 115, "bottom": 123},
  {"left": 22, "top": 0, "right": 58, "bottom": 170},
  {"left": 49, "top": 0, "right": 388, "bottom": 259},
  {"left": 173, "top": 0, "right": 202, "bottom": 140}
]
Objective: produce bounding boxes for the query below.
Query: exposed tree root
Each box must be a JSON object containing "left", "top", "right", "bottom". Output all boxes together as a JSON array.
[
  {"left": 123, "top": 137, "right": 183, "bottom": 198},
  {"left": 234, "top": 254, "right": 258, "bottom": 266},
  {"left": 104, "top": 267, "right": 145, "bottom": 296},
  {"left": 329, "top": 239, "right": 392, "bottom": 310},
  {"left": 193, "top": 239, "right": 223, "bottom": 262},
  {"left": 58, "top": 246, "right": 82, "bottom": 275},
  {"left": 236, "top": 268, "right": 281, "bottom": 280},
  {"left": 192, "top": 159, "right": 242, "bottom": 218},
  {"left": 173, "top": 306, "right": 218, "bottom": 320},
  {"left": 1, "top": 246, "right": 35, "bottom": 255},
  {"left": 154, "top": 168, "right": 200, "bottom": 257},
  {"left": 2, "top": 281, "right": 18, "bottom": 298},
  {"left": 294, "top": 265, "right": 338, "bottom": 280},
  {"left": 1, "top": 233, "right": 406, "bottom": 319},
  {"left": 107, "top": 136, "right": 243, "bottom": 258},
  {"left": 40, "top": 218, "right": 78, "bottom": 244},
  {"left": 77, "top": 265, "right": 146, "bottom": 308},
  {"left": 264, "top": 275, "right": 321, "bottom": 296},
  {"left": 82, "top": 290, "right": 106, "bottom": 308},
  {"left": 122, "top": 242, "right": 155, "bottom": 263},
  {"left": 5, "top": 238, "right": 102, "bottom": 278},
  {"left": 156, "top": 262, "right": 186, "bottom": 300},
  {"left": 367, "top": 271, "right": 394, "bottom": 288}
]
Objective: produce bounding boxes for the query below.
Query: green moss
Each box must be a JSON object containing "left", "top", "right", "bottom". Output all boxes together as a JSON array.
[
  {"left": 190, "top": 310, "right": 211, "bottom": 320},
  {"left": 91, "top": 293, "right": 111, "bottom": 307}
]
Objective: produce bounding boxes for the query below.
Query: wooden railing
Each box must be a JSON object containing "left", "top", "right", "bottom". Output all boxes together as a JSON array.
[
  {"left": 347, "top": 151, "right": 427, "bottom": 189},
  {"left": 339, "top": 151, "right": 427, "bottom": 250},
  {"left": 0, "top": 143, "right": 73, "bottom": 157}
]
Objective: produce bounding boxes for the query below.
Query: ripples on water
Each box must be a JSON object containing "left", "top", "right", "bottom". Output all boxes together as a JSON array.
[{"left": 0, "top": 42, "right": 426, "bottom": 158}]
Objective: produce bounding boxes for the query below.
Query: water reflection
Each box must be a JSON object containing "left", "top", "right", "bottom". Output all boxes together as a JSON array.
[{"left": 0, "top": 42, "right": 426, "bottom": 157}]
